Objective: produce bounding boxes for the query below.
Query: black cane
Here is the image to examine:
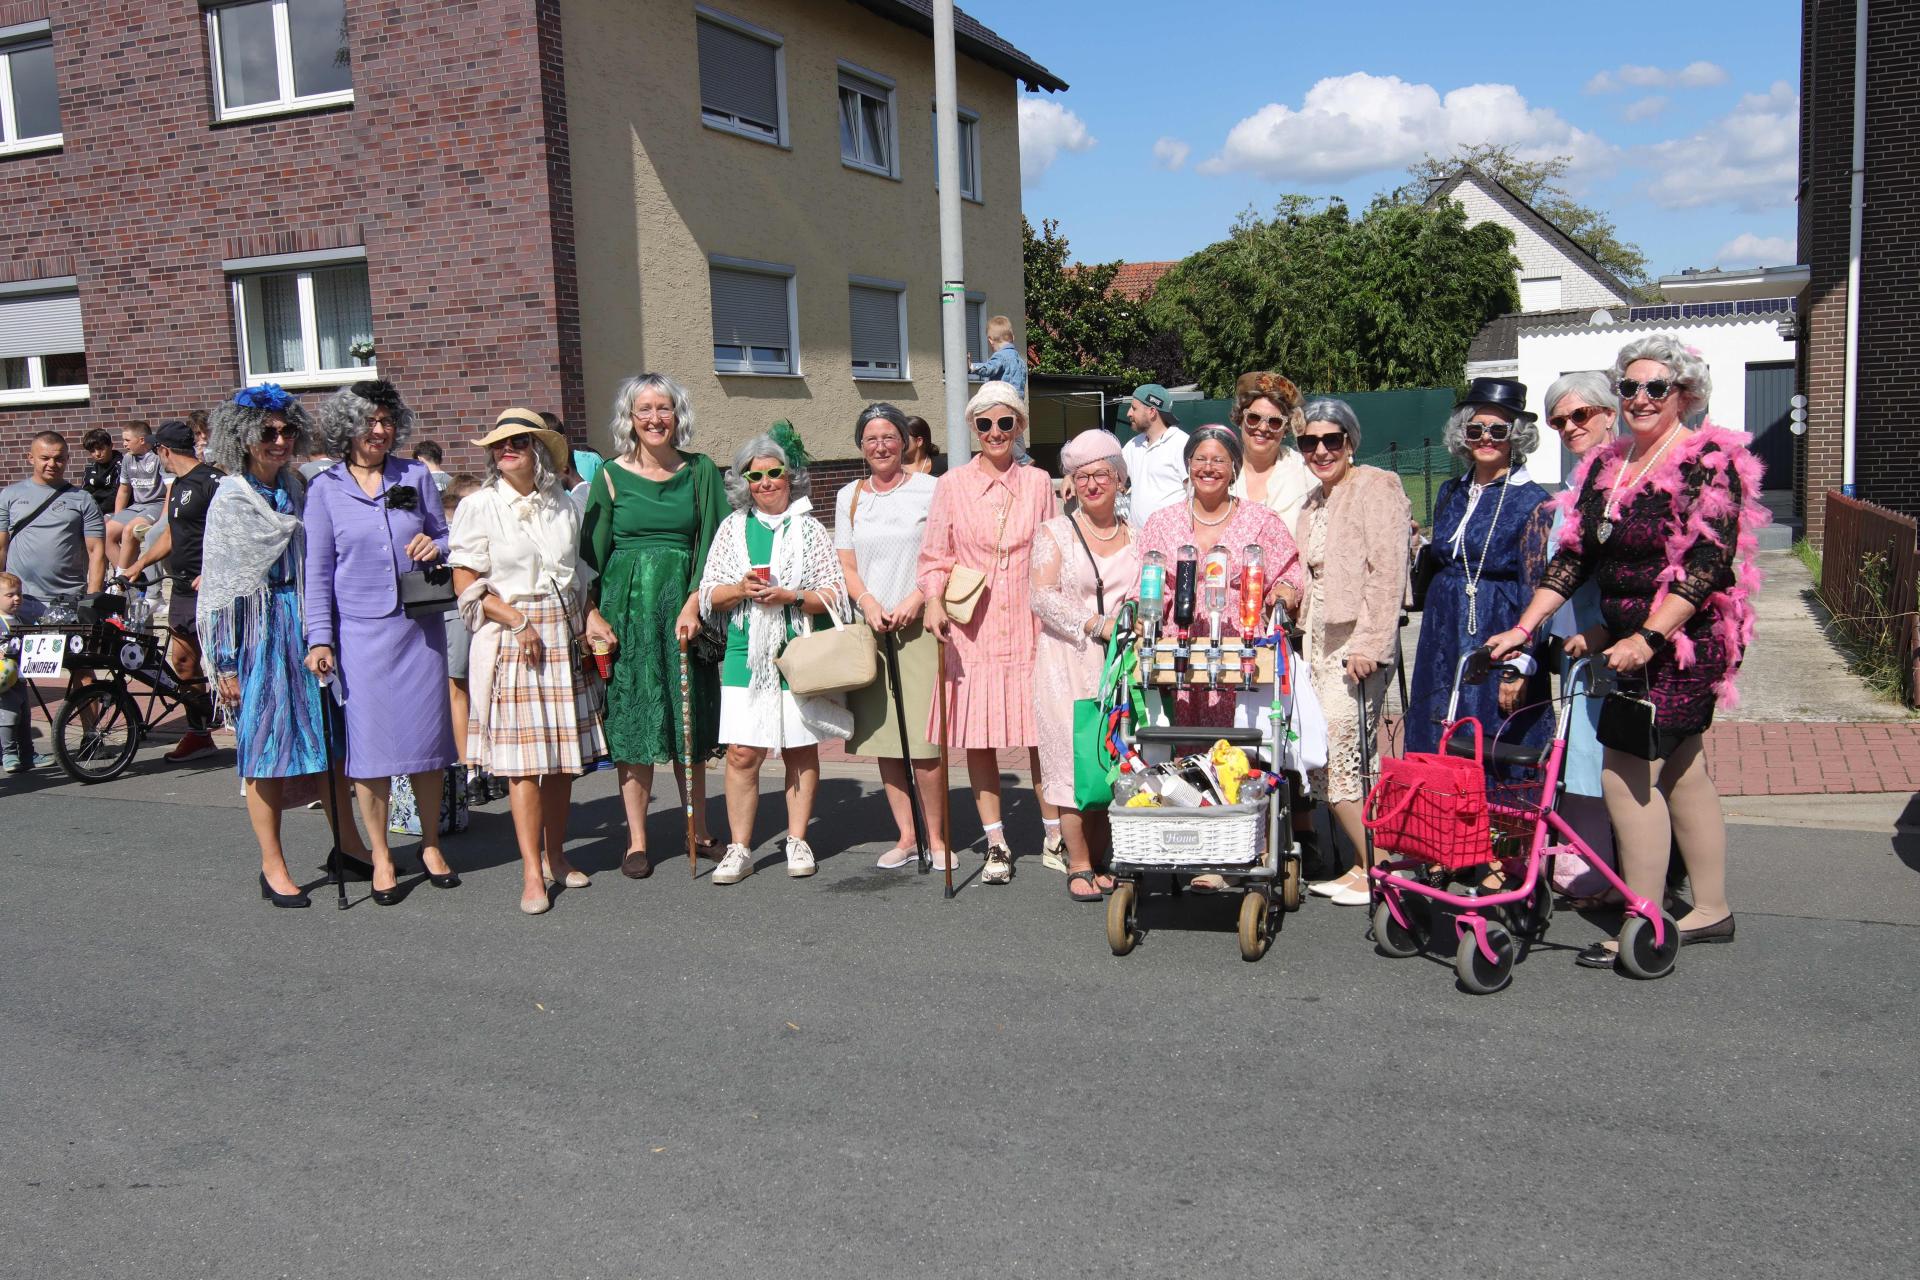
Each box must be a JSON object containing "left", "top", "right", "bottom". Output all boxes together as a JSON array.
[
  {"left": 882, "top": 631, "right": 931, "bottom": 873},
  {"left": 318, "top": 674, "right": 349, "bottom": 909}
]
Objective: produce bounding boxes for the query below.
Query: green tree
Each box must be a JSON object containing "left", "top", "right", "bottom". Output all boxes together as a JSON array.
[
  {"left": 1404, "top": 143, "right": 1651, "bottom": 290},
  {"left": 1144, "top": 196, "right": 1519, "bottom": 397},
  {"left": 1022, "top": 217, "right": 1165, "bottom": 386}
]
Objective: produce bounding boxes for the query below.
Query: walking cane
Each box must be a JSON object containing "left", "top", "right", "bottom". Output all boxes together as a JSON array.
[
  {"left": 678, "top": 635, "right": 697, "bottom": 875},
  {"left": 936, "top": 637, "right": 953, "bottom": 899},
  {"left": 882, "top": 630, "right": 932, "bottom": 873},
  {"left": 317, "top": 674, "right": 348, "bottom": 909},
  {"left": 1355, "top": 676, "right": 1380, "bottom": 913}
]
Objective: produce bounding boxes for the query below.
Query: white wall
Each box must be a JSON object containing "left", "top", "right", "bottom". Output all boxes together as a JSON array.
[
  {"left": 1515, "top": 316, "right": 1796, "bottom": 484},
  {"left": 1450, "top": 175, "right": 1630, "bottom": 312}
]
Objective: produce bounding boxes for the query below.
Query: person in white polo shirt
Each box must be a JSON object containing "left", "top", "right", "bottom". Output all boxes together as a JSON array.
[{"left": 1117, "top": 383, "right": 1188, "bottom": 528}]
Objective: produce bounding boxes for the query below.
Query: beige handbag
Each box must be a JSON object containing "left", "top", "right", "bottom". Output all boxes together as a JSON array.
[
  {"left": 777, "top": 609, "right": 878, "bottom": 697},
  {"left": 940, "top": 490, "right": 1011, "bottom": 626}
]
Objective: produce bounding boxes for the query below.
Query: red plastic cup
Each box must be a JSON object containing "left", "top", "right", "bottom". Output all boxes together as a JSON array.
[
  {"left": 750, "top": 565, "right": 771, "bottom": 584},
  {"left": 591, "top": 644, "right": 612, "bottom": 679}
]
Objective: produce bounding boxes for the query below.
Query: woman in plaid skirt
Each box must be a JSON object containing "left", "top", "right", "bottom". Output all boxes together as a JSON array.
[{"left": 449, "top": 409, "right": 615, "bottom": 915}]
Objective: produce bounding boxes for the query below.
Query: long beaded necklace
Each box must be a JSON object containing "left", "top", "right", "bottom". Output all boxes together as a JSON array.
[
  {"left": 1460, "top": 475, "right": 1510, "bottom": 637},
  {"left": 1598, "top": 426, "right": 1683, "bottom": 544}
]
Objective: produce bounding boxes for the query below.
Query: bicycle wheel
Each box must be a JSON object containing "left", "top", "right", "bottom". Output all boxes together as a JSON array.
[{"left": 55, "top": 682, "right": 141, "bottom": 783}]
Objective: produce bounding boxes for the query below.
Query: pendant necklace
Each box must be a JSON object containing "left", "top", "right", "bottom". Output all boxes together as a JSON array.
[
  {"left": 1461, "top": 476, "right": 1510, "bottom": 637},
  {"left": 1599, "top": 427, "right": 1682, "bottom": 544}
]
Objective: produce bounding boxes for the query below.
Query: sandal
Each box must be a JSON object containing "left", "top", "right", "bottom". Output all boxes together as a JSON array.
[
  {"left": 1189, "top": 874, "right": 1229, "bottom": 893},
  {"left": 1575, "top": 940, "right": 1620, "bottom": 969},
  {"left": 1067, "top": 869, "right": 1106, "bottom": 902}
]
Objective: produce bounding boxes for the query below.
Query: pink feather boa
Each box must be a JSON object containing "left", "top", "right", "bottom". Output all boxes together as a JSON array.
[{"left": 1551, "top": 421, "right": 1770, "bottom": 706}]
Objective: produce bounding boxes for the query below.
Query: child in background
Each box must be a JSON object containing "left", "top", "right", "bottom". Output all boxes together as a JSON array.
[
  {"left": 0, "top": 571, "right": 50, "bottom": 772},
  {"left": 968, "top": 314, "right": 1028, "bottom": 398},
  {"left": 80, "top": 429, "right": 123, "bottom": 516}
]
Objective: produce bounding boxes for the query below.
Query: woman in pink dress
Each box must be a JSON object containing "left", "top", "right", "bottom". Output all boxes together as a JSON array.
[
  {"left": 1137, "top": 425, "right": 1304, "bottom": 729},
  {"left": 1031, "top": 430, "right": 1139, "bottom": 902},
  {"left": 919, "top": 382, "right": 1058, "bottom": 885}
]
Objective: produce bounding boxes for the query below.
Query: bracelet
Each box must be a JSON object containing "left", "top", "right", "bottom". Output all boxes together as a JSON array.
[
  {"left": 508, "top": 615, "right": 529, "bottom": 635},
  {"left": 857, "top": 591, "right": 878, "bottom": 611}
]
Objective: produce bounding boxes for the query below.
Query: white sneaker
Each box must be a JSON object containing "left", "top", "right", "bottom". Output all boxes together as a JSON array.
[
  {"left": 982, "top": 844, "right": 1014, "bottom": 885},
  {"left": 785, "top": 837, "right": 817, "bottom": 878},
  {"left": 712, "top": 844, "right": 755, "bottom": 885},
  {"left": 1040, "top": 833, "right": 1068, "bottom": 874}
]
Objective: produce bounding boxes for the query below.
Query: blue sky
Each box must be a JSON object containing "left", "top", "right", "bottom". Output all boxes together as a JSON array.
[{"left": 964, "top": 0, "right": 1802, "bottom": 278}]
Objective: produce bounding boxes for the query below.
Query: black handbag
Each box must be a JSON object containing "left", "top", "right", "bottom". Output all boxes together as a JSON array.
[
  {"left": 1408, "top": 542, "right": 1442, "bottom": 612},
  {"left": 398, "top": 565, "right": 456, "bottom": 617},
  {"left": 1596, "top": 690, "right": 1660, "bottom": 761},
  {"left": 689, "top": 615, "right": 727, "bottom": 666}
]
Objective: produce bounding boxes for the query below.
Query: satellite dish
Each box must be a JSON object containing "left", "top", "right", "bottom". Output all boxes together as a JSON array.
[{"left": 1590, "top": 310, "right": 1614, "bottom": 325}]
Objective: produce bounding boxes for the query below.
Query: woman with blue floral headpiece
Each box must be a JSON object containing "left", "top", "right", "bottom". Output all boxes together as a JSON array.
[{"left": 198, "top": 384, "right": 373, "bottom": 907}]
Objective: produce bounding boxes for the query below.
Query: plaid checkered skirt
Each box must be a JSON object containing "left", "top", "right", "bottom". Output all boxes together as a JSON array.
[{"left": 468, "top": 591, "right": 608, "bottom": 778}]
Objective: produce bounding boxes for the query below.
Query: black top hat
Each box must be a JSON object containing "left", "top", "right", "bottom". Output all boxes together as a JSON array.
[{"left": 1456, "top": 377, "right": 1535, "bottom": 422}]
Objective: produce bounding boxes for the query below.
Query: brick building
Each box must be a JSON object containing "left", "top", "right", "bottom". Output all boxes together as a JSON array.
[
  {"left": 0, "top": 1, "right": 1059, "bottom": 477},
  {"left": 1797, "top": 0, "right": 1920, "bottom": 546}
]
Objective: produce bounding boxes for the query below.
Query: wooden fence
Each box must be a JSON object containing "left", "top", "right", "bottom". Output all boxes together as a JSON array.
[{"left": 1819, "top": 491, "right": 1919, "bottom": 708}]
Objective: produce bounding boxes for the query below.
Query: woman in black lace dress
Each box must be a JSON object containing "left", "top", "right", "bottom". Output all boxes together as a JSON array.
[{"left": 1491, "top": 335, "right": 1767, "bottom": 971}]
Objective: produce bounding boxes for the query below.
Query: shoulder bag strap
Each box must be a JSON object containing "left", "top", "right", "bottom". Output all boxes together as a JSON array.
[
  {"left": 6, "top": 484, "right": 70, "bottom": 538},
  {"left": 1064, "top": 513, "right": 1106, "bottom": 614},
  {"left": 848, "top": 478, "right": 866, "bottom": 529}
]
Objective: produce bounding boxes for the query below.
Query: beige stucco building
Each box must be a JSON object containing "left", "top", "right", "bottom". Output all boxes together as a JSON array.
[{"left": 562, "top": 0, "right": 1062, "bottom": 466}]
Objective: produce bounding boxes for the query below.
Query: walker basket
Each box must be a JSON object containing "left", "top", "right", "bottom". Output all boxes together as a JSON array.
[
  {"left": 1109, "top": 801, "right": 1266, "bottom": 869},
  {"left": 1362, "top": 772, "right": 1539, "bottom": 871}
]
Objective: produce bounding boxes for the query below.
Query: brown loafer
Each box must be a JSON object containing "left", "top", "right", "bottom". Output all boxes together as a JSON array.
[{"left": 621, "top": 850, "right": 653, "bottom": 879}]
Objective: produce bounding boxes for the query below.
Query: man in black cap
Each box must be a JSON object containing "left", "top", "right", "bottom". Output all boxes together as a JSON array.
[{"left": 127, "top": 419, "right": 223, "bottom": 761}]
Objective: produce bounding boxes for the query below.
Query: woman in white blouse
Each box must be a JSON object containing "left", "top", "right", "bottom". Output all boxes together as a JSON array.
[
  {"left": 836, "top": 404, "right": 947, "bottom": 869},
  {"left": 1229, "top": 371, "right": 1317, "bottom": 539},
  {"left": 448, "top": 410, "right": 615, "bottom": 916}
]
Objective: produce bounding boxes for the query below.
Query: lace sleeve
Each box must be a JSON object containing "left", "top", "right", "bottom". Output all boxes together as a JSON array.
[
  {"left": 1031, "top": 523, "right": 1094, "bottom": 646},
  {"left": 1670, "top": 449, "right": 1742, "bottom": 608},
  {"left": 1519, "top": 499, "right": 1554, "bottom": 597}
]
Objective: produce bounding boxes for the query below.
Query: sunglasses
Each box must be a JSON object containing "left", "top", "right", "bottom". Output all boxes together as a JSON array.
[
  {"left": 1549, "top": 405, "right": 1613, "bottom": 432},
  {"left": 1241, "top": 412, "right": 1289, "bottom": 431},
  {"left": 259, "top": 426, "right": 298, "bottom": 442},
  {"left": 1462, "top": 421, "right": 1513, "bottom": 443},
  {"left": 743, "top": 465, "right": 787, "bottom": 483},
  {"left": 1297, "top": 430, "right": 1346, "bottom": 456},
  {"left": 489, "top": 433, "right": 533, "bottom": 453},
  {"left": 973, "top": 415, "right": 1018, "bottom": 435},
  {"left": 1615, "top": 378, "right": 1678, "bottom": 402}
]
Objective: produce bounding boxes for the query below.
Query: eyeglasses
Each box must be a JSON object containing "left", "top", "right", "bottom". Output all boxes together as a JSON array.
[
  {"left": 1072, "top": 467, "right": 1118, "bottom": 487},
  {"left": 743, "top": 465, "right": 787, "bottom": 483},
  {"left": 368, "top": 413, "right": 397, "bottom": 428},
  {"left": 1615, "top": 378, "right": 1677, "bottom": 402},
  {"left": 1241, "top": 412, "right": 1289, "bottom": 432},
  {"left": 259, "top": 426, "right": 298, "bottom": 442},
  {"left": 973, "top": 415, "right": 1018, "bottom": 436},
  {"left": 1297, "top": 430, "right": 1346, "bottom": 456},
  {"left": 489, "top": 433, "right": 533, "bottom": 453},
  {"left": 1189, "top": 459, "right": 1234, "bottom": 476},
  {"left": 1462, "top": 421, "right": 1513, "bottom": 443},
  {"left": 1548, "top": 405, "right": 1613, "bottom": 432},
  {"left": 632, "top": 406, "right": 677, "bottom": 421}
]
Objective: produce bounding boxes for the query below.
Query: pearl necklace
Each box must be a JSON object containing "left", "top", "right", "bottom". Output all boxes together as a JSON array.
[
  {"left": 1459, "top": 474, "right": 1509, "bottom": 637},
  {"left": 1189, "top": 497, "right": 1236, "bottom": 528},
  {"left": 1076, "top": 512, "right": 1123, "bottom": 544},
  {"left": 1599, "top": 426, "right": 1683, "bottom": 544}
]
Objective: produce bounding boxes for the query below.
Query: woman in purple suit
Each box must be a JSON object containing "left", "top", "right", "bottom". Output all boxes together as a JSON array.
[{"left": 303, "top": 380, "right": 459, "bottom": 905}]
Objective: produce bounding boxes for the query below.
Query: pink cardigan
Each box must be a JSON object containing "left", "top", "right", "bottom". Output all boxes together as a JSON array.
[{"left": 1302, "top": 465, "right": 1410, "bottom": 663}]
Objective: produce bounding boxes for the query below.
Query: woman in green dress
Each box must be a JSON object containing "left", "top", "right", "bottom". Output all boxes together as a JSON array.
[{"left": 580, "top": 373, "right": 727, "bottom": 878}]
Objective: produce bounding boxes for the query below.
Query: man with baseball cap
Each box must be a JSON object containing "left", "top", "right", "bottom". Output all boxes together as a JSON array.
[
  {"left": 1117, "top": 383, "right": 1188, "bottom": 528},
  {"left": 127, "top": 419, "right": 223, "bottom": 761}
]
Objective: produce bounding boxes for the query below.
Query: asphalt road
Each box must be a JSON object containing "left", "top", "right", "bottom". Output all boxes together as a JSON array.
[{"left": 3, "top": 751, "right": 1916, "bottom": 1279}]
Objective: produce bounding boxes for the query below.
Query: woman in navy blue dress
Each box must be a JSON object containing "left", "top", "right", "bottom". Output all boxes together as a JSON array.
[{"left": 1406, "top": 379, "right": 1554, "bottom": 761}]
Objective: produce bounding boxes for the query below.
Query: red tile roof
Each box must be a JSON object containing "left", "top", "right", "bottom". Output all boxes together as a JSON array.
[{"left": 1108, "top": 261, "right": 1177, "bottom": 301}]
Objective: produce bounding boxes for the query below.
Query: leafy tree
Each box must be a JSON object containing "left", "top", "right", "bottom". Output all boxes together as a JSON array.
[
  {"left": 1403, "top": 143, "right": 1651, "bottom": 290},
  {"left": 1144, "top": 196, "right": 1519, "bottom": 397},
  {"left": 1022, "top": 217, "right": 1165, "bottom": 387}
]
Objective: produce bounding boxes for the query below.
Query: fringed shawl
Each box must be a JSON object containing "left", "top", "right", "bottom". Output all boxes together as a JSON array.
[{"left": 196, "top": 469, "right": 308, "bottom": 722}]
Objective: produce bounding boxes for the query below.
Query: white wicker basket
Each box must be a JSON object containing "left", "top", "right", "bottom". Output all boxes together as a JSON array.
[{"left": 1109, "top": 801, "right": 1266, "bottom": 869}]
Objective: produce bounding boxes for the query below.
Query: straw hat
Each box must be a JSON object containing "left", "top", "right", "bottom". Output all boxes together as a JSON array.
[{"left": 471, "top": 408, "right": 569, "bottom": 469}]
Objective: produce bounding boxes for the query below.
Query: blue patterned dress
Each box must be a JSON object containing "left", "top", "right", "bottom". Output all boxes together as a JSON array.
[{"left": 211, "top": 476, "right": 333, "bottom": 779}]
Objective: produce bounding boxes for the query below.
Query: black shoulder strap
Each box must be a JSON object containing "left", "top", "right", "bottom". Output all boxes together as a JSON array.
[
  {"left": 1065, "top": 513, "right": 1105, "bottom": 615},
  {"left": 6, "top": 483, "right": 71, "bottom": 538}
]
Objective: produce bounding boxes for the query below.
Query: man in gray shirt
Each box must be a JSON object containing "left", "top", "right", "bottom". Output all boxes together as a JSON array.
[{"left": 0, "top": 430, "right": 107, "bottom": 620}]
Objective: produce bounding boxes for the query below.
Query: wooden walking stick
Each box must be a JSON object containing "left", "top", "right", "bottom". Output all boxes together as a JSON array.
[
  {"left": 937, "top": 636, "right": 954, "bottom": 899},
  {"left": 678, "top": 635, "right": 697, "bottom": 874}
]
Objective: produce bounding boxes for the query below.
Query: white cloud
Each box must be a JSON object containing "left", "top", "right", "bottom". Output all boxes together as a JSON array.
[
  {"left": 1018, "top": 98, "right": 1095, "bottom": 183},
  {"left": 1715, "top": 233, "right": 1797, "bottom": 267},
  {"left": 1196, "top": 73, "right": 1614, "bottom": 184},
  {"left": 1152, "top": 136, "right": 1190, "bottom": 171},
  {"left": 1622, "top": 95, "right": 1670, "bottom": 123},
  {"left": 1586, "top": 61, "right": 1728, "bottom": 93},
  {"left": 1643, "top": 82, "right": 1799, "bottom": 211}
]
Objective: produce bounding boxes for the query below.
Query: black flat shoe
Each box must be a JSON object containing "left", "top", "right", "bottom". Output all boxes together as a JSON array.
[
  {"left": 1574, "top": 941, "right": 1618, "bottom": 969},
  {"left": 1680, "top": 914, "right": 1735, "bottom": 945},
  {"left": 259, "top": 873, "right": 312, "bottom": 909}
]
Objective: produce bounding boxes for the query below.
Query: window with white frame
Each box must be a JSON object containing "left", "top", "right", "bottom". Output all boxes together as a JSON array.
[
  {"left": 710, "top": 258, "right": 796, "bottom": 375},
  {"left": 228, "top": 253, "right": 374, "bottom": 387},
  {"left": 964, "top": 295, "right": 986, "bottom": 365},
  {"left": 207, "top": 0, "right": 352, "bottom": 122},
  {"left": 849, "top": 279, "right": 906, "bottom": 380},
  {"left": 0, "top": 281, "right": 87, "bottom": 405},
  {"left": 930, "top": 106, "right": 981, "bottom": 202},
  {"left": 838, "top": 66, "right": 895, "bottom": 177},
  {"left": 696, "top": 8, "right": 784, "bottom": 145},
  {"left": 0, "top": 23, "right": 62, "bottom": 153}
]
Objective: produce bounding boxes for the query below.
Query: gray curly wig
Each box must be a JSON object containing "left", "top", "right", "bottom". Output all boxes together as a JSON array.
[
  {"left": 1542, "top": 370, "right": 1620, "bottom": 420},
  {"left": 317, "top": 380, "right": 416, "bottom": 459},
  {"left": 609, "top": 373, "right": 695, "bottom": 456},
  {"left": 204, "top": 398, "right": 316, "bottom": 476},
  {"left": 1610, "top": 334, "right": 1712, "bottom": 418},
  {"left": 1444, "top": 403, "right": 1541, "bottom": 463},
  {"left": 725, "top": 433, "right": 811, "bottom": 511}
]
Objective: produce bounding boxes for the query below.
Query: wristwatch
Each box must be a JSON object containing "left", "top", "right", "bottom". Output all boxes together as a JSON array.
[{"left": 1634, "top": 625, "right": 1666, "bottom": 650}]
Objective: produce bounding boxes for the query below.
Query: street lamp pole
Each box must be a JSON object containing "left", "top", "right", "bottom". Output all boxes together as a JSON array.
[{"left": 932, "top": 0, "right": 969, "bottom": 463}]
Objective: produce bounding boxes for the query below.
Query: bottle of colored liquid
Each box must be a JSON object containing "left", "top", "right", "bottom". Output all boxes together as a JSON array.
[
  {"left": 1172, "top": 545, "right": 1197, "bottom": 632},
  {"left": 1139, "top": 550, "right": 1166, "bottom": 644},
  {"left": 1240, "top": 544, "right": 1265, "bottom": 641}
]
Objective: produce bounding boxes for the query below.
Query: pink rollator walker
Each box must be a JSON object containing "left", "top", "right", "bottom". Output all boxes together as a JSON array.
[{"left": 1361, "top": 647, "right": 1679, "bottom": 993}]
